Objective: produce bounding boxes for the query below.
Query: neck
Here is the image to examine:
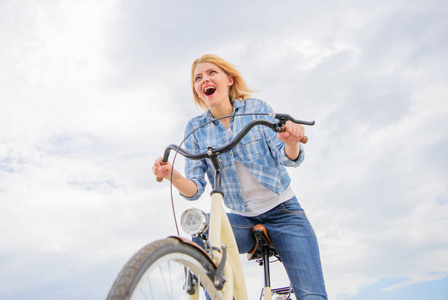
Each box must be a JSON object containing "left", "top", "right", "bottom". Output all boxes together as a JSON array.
[
  {"left": 209, "top": 100, "right": 233, "bottom": 130},
  {"left": 209, "top": 99, "right": 233, "bottom": 119}
]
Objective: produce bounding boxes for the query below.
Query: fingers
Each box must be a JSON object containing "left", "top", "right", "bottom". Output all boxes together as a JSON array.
[
  {"left": 153, "top": 157, "right": 172, "bottom": 180},
  {"left": 277, "top": 121, "right": 305, "bottom": 144}
]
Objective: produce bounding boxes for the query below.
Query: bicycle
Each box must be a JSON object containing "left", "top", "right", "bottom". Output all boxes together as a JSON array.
[{"left": 106, "top": 113, "right": 314, "bottom": 300}]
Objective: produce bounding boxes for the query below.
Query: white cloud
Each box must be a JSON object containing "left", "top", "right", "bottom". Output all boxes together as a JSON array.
[
  {"left": 382, "top": 272, "right": 448, "bottom": 292},
  {"left": 1, "top": 0, "right": 447, "bottom": 299}
]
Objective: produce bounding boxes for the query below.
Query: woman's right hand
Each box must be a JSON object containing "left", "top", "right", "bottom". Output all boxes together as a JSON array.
[
  {"left": 153, "top": 157, "right": 173, "bottom": 182},
  {"left": 152, "top": 157, "right": 198, "bottom": 197}
]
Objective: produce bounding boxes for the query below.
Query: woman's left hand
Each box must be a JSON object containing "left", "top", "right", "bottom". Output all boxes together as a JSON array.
[
  {"left": 277, "top": 121, "right": 305, "bottom": 146},
  {"left": 277, "top": 121, "right": 304, "bottom": 161}
]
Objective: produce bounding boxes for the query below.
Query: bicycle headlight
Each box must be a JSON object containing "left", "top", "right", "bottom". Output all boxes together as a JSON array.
[{"left": 180, "top": 208, "right": 209, "bottom": 236}]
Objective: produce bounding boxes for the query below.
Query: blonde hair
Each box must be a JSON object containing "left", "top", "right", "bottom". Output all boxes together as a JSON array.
[{"left": 191, "top": 54, "right": 254, "bottom": 110}]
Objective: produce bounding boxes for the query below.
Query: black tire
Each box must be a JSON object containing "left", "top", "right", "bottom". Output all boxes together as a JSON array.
[{"left": 107, "top": 237, "right": 221, "bottom": 300}]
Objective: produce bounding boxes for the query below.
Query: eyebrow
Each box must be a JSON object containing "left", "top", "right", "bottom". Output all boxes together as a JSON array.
[{"left": 194, "top": 68, "right": 216, "bottom": 78}]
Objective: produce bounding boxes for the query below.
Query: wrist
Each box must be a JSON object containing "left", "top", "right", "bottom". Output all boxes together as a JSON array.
[{"left": 285, "top": 143, "right": 300, "bottom": 161}]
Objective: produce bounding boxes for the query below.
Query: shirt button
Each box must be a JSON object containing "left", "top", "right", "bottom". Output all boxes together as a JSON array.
[
  {"left": 229, "top": 151, "right": 233, "bottom": 155},
  {"left": 230, "top": 117, "right": 234, "bottom": 122}
]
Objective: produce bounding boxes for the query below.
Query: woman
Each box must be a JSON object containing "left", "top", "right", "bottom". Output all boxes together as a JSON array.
[{"left": 153, "top": 54, "right": 327, "bottom": 299}]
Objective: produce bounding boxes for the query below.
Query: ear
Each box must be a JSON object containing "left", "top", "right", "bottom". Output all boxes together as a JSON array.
[{"left": 227, "top": 75, "right": 234, "bottom": 87}]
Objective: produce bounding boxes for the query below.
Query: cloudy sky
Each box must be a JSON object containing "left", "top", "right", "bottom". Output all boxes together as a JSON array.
[{"left": 1, "top": 0, "right": 447, "bottom": 299}]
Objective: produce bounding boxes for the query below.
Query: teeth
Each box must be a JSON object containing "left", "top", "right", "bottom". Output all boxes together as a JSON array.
[{"left": 204, "top": 86, "right": 216, "bottom": 95}]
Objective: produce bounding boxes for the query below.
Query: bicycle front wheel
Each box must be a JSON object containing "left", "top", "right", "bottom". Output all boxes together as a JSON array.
[{"left": 107, "top": 237, "right": 222, "bottom": 300}]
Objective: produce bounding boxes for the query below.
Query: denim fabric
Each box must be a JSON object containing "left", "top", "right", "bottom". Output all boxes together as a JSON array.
[
  {"left": 194, "top": 197, "right": 327, "bottom": 300},
  {"left": 227, "top": 197, "right": 327, "bottom": 300},
  {"left": 181, "top": 98, "right": 304, "bottom": 212}
]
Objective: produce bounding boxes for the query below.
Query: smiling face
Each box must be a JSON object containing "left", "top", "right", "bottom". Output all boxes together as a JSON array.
[{"left": 193, "top": 62, "right": 234, "bottom": 110}]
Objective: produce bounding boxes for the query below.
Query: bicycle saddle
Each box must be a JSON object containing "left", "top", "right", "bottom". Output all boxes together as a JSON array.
[{"left": 247, "top": 224, "right": 279, "bottom": 261}]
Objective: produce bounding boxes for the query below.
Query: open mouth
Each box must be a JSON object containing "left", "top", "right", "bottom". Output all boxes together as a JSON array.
[{"left": 203, "top": 86, "right": 216, "bottom": 96}]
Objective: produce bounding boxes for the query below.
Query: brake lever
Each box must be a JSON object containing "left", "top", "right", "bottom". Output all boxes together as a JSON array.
[
  {"left": 273, "top": 113, "right": 315, "bottom": 144},
  {"left": 273, "top": 113, "right": 315, "bottom": 130}
]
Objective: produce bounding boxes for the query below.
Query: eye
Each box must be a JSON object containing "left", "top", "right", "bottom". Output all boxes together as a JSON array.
[
  {"left": 195, "top": 75, "right": 202, "bottom": 82},
  {"left": 209, "top": 70, "right": 217, "bottom": 75}
]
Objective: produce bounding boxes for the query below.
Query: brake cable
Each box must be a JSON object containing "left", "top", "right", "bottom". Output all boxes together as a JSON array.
[{"left": 167, "top": 113, "right": 271, "bottom": 235}]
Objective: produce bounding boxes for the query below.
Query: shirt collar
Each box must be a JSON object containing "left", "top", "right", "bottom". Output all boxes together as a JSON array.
[
  {"left": 201, "top": 99, "right": 246, "bottom": 123},
  {"left": 232, "top": 99, "right": 245, "bottom": 113}
]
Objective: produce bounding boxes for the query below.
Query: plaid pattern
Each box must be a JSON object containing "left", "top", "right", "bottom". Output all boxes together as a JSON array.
[{"left": 181, "top": 98, "right": 304, "bottom": 212}]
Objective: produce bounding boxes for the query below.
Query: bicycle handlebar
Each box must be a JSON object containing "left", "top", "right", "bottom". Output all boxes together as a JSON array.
[{"left": 156, "top": 113, "right": 315, "bottom": 182}]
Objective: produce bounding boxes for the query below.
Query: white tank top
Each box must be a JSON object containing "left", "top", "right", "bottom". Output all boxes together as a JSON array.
[{"left": 227, "top": 129, "right": 294, "bottom": 216}]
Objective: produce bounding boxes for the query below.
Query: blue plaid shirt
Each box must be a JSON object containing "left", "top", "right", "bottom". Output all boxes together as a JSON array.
[{"left": 181, "top": 98, "right": 304, "bottom": 212}]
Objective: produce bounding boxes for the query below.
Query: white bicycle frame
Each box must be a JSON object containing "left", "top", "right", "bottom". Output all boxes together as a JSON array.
[
  {"left": 162, "top": 114, "right": 313, "bottom": 299},
  {"left": 206, "top": 191, "right": 273, "bottom": 300}
]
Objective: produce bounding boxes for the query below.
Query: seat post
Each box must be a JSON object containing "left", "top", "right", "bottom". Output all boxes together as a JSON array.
[{"left": 263, "top": 247, "right": 271, "bottom": 288}]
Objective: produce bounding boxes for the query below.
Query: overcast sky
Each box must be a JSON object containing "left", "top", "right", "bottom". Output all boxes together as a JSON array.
[{"left": 1, "top": 1, "right": 447, "bottom": 299}]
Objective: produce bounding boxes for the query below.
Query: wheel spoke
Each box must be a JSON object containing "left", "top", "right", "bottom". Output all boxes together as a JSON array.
[
  {"left": 183, "top": 266, "right": 190, "bottom": 300},
  {"left": 108, "top": 238, "right": 221, "bottom": 300},
  {"left": 146, "top": 272, "right": 153, "bottom": 299}
]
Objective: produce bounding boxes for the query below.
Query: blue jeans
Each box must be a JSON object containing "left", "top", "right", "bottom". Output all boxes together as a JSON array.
[
  {"left": 194, "top": 197, "right": 328, "bottom": 299},
  {"left": 227, "top": 197, "right": 327, "bottom": 299}
]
